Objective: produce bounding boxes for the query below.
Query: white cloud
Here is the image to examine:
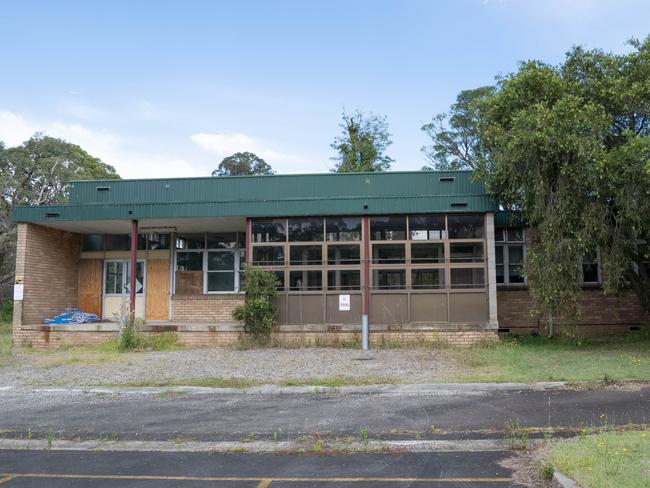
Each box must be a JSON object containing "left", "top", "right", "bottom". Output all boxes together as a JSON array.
[
  {"left": 190, "top": 131, "right": 305, "bottom": 164},
  {"left": 0, "top": 110, "right": 35, "bottom": 146},
  {"left": 0, "top": 109, "right": 201, "bottom": 179}
]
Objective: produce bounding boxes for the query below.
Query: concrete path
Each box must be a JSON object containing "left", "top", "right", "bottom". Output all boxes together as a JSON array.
[
  {"left": 0, "top": 449, "right": 516, "bottom": 487},
  {"left": 0, "top": 385, "right": 647, "bottom": 443}
]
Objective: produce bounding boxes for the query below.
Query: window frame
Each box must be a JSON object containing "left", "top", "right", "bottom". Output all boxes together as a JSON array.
[{"left": 495, "top": 227, "right": 527, "bottom": 287}]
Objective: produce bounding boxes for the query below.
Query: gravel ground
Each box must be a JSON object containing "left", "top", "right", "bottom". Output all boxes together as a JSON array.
[{"left": 0, "top": 348, "right": 458, "bottom": 387}]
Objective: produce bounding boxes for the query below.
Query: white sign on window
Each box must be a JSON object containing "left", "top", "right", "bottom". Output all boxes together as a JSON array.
[
  {"left": 338, "top": 294, "right": 351, "bottom": 311},
  {"left": 13, "top": 284, "right": 24, "bottom": 301}
]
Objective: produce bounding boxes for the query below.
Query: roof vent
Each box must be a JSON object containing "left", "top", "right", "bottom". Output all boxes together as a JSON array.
[
  {"left": 450, "top": 202, "right": 468, "bottom": 208},
  {"left": 439, "top": 176, "right": 455, "bottom": 182},
  {"left": 45, "top": 212, "right": 60, "bottom": 218},
  {"left": 96, "top": 186, "right": 110, "bottom": 191}
]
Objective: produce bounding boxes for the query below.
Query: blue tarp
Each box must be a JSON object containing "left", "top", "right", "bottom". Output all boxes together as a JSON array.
[{"left": 44, "top": 308, "right": 100, "bottom": 325}]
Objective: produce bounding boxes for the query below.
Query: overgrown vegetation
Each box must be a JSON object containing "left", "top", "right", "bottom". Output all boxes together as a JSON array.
[
  {"left": 233, "top": 265, "right": 279, "bottom": 338},
  {"left": 423, "top": 37, "right": 650, "bottom": 332},
  {"left": 549, "top": 430, "right": 649, "bottom": 488},
  {"left": 116, "top": 315, "right": 178, "bottom": 352},
  {"left": 444, "top": 333, "right": 650, "bottom": 383},
  {"left": 0, "top": 300, "right": 13, "bottom": 364}
]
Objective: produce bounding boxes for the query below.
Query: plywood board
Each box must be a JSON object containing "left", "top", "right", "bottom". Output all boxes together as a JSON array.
[
  {"left": 146, "top": 259, "right": 170, "bottom": 320},
  {"left": 78, "top": 259, "right": 102, "bottom": 315},
  {"left": 175, "top": 271, "right": 203, "bottom": 295}
]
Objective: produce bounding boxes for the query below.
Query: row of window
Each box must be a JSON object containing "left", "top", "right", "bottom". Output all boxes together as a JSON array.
[
  {"left": 82, "top": 233, "right": 171, "bottom": 251},
  {"left": 252, "top": 215, "right": 484, "bottom": 243},
  {"left": 251, "top": 242, "right": 484, "bottom": 266},
  {"left": 259, "top": 268, "right": 484, "bottom": 291}
]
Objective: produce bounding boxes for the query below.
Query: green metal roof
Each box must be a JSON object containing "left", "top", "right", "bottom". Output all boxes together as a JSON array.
[{"left": 11, "top": 170, "right": 498, "bottom": 223}]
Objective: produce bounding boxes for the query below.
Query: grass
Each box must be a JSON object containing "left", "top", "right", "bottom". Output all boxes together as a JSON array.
[
  {"left": 0, "top": 301, "right": 13, "bottom": 366},
  {"left": 441, "top": 333, "right": 650, "bottom": 383},
  {"left": 549, "top": 430, "right": 649, "bottom": 488}
]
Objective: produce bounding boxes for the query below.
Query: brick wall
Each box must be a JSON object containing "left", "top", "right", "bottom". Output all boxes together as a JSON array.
[
  {"left": 13, "top": 223, "right": 80, "bottom": 343},
  {"left": 171, "top": 294, "right": 245, "bottom": 323},
  {"left": 15, "top": 327, "right": 497, "bottom": 350},
  {"left": 497, "top": 287, "right": 647, "bottom": 335}
]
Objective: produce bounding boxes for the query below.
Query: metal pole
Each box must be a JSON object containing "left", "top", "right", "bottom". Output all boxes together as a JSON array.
[
  {"left": 129, "top": 219, "right": 138, "bottom": 321},
  {"left": 361, "top": 215, "right": 370, "bottom": 350}
]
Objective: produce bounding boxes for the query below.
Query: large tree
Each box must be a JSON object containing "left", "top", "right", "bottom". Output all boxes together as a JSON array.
[
  {"left": 0, "top": 134, "right": 119, "bottom": 284},
  {"left": 211, "top": 152, "right": 274, "bottom": 176},
  {"left": 331, "top": 110, "right": 393, "bottom": 172},
  {"left": 424, "top": 37, "right": 650, "bottom": 332}
]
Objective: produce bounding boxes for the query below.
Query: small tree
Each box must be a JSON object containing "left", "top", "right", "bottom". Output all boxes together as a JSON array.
[
  {"left": 211, "top": 152, "right": 274, "bottom": 176},
  {"left": 233, "top": 265, "right": 279, "bottom": 336},
  {"left": 330, "top": 110, "right": 394, "bottom": 172}
]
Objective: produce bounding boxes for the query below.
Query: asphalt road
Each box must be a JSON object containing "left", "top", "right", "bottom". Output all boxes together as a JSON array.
[
  {"left": 0, "top": 449, "right": 515, "bottom": 487},
  {"left": 0, "top": 386, "right": 647, "bottom": 442}
]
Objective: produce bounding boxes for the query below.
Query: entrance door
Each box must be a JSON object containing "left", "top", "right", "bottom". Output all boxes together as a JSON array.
[{"left": 103, "top": 260, "right": 146, "bottom": 320}]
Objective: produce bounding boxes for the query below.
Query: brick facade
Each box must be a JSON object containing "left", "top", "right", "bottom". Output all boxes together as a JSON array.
[
  {"left": 12, "top": 223, "right": 80, "bottom": 344},
  {"left": 497, "top": 287, "right": 647, "bottom": 336},
  {"left": 171, "top": 294, "right": 245, "bottom": 323}
]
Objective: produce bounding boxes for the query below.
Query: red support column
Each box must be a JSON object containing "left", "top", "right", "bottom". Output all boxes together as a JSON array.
[
  {"left": 245, "top": 218, "right": 252, "bottom": 265},
  {"left": 129, "top": 219, "right": 138, "bottom": 320}
]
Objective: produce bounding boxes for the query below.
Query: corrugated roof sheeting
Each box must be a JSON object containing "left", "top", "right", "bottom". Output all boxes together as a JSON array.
[{"left": 13, "top": 171, "right": 499, "bottom": 223}]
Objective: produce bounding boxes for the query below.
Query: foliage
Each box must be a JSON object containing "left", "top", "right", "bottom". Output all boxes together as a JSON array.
[
  {"left": 118, "top": 315, "right": 143, "bottom": 351},
  {"left": 330, "top": 110, "right": 393, "bottom": 172},
  {"left": 0, "top": 134, "right": 119, "bottom": 285},
  {"left": 117, "top": 315, "right": 178, "bottom": 352},
  {"left": 421, "top": 86, "right": 495, "bottom": 170},
  {"left": 211, "top": 151, "right": 274, "bottom": 176},
  {"left": 0, "top": 300, "right": 12, "bottom": 363},
  {"left": 233, "top": 265, "right": 279, "bottom": 336},
  {"left": 424, "top": 37, "right": 650, "bottom": 327}
]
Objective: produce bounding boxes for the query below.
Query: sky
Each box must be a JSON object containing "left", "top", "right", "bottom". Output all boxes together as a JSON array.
[{"left": 1, "top": 0, "right": 649, "bottom": 179}]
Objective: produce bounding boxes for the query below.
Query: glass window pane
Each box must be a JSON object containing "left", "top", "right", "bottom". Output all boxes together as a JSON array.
[
  {"left": 105, "top": 262, "right": 123, "bottom": 294},
  {"left": 146, "top": 233, "right": 170, "bottom": 250},
  {"left": 289, "top": 245, "right": 323, "bottom": 265},
  {"left": 509, "top": 265, "right": 525, "bottom": 284},
  {"left": 411, "top": 269, "right": 445, "bottom": 289},
  {"left": 496, "top": 264, "right": 504, "bottom": 284},
  {"left": 252, "top": 246, "right": 284, "bottom": 266},
  {"left": 252, "top": 219, "right": 286, "bottom": 242},
  {"left": 272, "top": 271, "right": 285, "bottom": 290},
  {"left": 175, "top": 234, "right": 205, "bottom": 249},
  {"left": 207, "top": 233, "right": 238, "bottom": 249},
  {"left": 125, "top": 261, "right": 145, "bottom": 295},
  {"left": 507, "top": 228, "right": 524, "bottom": 242},
  {"left": 582, "top": 264, "right": 599, "bottom": 283},
  {"left": 495, "top": 229, "right": 505, "bottom": 243},
  {"left": 448, "top": 215, "right": 484, "bottom": 239},
  {"left": 82, "top": 234, "right": 104, "bottom": 251},
  {"left": 207, "top": 272, "right": 235, "bottom": 292},
  {"left": 327, "top": 270, "right": 361, "bottom": 290},
  {"left": 372, "top": 269, "right": 406, "bottom": 290},
  {"left": 105, "top": 234, "right": 131, "bottom": 251},
  {"left": 450, "top": 268, "right": 485, "bottom": 288},
  {"left": 288, "top": 218, "right": 324, "bottom": 242},
  {"left": 409, "top": 215, "right": 446, "bottom": 240},
  {"left": 289, "top": 271, "right": 322, "bottom": 290},
  {"left": 370, "top": 216, "right": 406, "bottom": 241},
  {"left": 411, "top": 243, "right": 444, "bottom": 263},
  {"left": 208, "top": 251, "right": 235, "bottom": 271},
  {"left": 176, "top": 252, "right": 203, "bottom": 271},
  {"left": 450, "top": 243, "right": 484, "bottom": 262},
  {"left": 372, "top": 244, "right": 405, "bottom": 264},
  {"left": 495, "top": 246, "right": 504, "bottom": 264},
  {"left": 508, "top": 245, "right": 524, "bottom": 265},
  {"left": 326, "top": 217, "right": 361, "bottom": 241},
  {"left": 327, "top": 245, "right": 360, "bottom": 265}
]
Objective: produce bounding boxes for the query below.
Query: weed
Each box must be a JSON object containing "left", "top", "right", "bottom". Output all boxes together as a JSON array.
[
  {"left": 359, "top": 426, "right": 369, "bottom": 443},
  {"left": 537, "top": 461, "right": 554, "bottom": 481},
  {"left": 47, "top": 427, "right": 54, "bottom": 449},
  {"left": 245, "top": 432, "right": 255, "bottom": 442},
  {"left": 505, "top": 419, "right": 528, "bottom": 450}
]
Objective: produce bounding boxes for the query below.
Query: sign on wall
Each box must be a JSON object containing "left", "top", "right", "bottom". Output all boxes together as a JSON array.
[
  {"left": 13, "top": 284, "right": 24, "bottom": 301},
  {"left": 338, "top": 294, "right": 350, "bottom": 311}
]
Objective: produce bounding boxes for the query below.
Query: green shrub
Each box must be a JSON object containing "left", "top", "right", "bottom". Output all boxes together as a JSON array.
[
  {"left": 233, "top": 265, "right": 279, "bottom": 337},
  {"left": 0, "top": 300, "right": 13, "bottom": 326},
  {"left": 118, "top": 315, "right": 143, "bottom": 351}
]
